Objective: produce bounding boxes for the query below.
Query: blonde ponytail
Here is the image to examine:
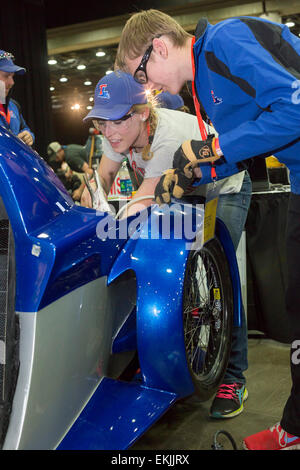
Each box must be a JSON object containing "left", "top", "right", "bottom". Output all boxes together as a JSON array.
[{"left": 132, "top": 102, "right": 158, "bottom": 161}]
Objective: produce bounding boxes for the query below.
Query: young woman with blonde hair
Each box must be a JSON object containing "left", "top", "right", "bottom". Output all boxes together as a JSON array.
[{"left": 81, "top": 70, "right": 209, "bottom": 216}]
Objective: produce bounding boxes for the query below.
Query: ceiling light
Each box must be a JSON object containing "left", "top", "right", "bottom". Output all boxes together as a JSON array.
[
  {"left": 71, "top": 103, "right": 81, "bottom": 110},
  {"left": 77, "top": 64, "right": 86, "bottom": 70},
  {"left": 48, "top": 58, "right": 57, "bottom": 65},
  {"left": 59, "top": 75, "right": 68, "bottom": 82},
  {"left": 89, "top": 97, "right": 94, "bottom": 102},
  {"left": 96, "top": 51, "right": 106, "bottom": 57},
  {"left": 86, "top": 105, "right": 92, "bottom": 110},
  {"left": 106, "top": 70, "right": 113, "bottom": 75},
  {"left": 50, "top": 86, "right": 55, "bottom": 91},
  {"left": 84, "top": 79, "right": 92, "bottom": 86},
  {"left": 285, "top": 21, "right": 295, "bottom": 28}
]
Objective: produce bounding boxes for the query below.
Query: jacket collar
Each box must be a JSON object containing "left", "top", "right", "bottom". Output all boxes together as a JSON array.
[{"left": 194, "top": 18, "right": 209, "bottom": 41}]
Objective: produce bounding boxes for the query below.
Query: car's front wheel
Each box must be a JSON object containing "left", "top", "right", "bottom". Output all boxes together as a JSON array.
[{"left": 183, "top": 237, "right": 234, "bottom": 401}]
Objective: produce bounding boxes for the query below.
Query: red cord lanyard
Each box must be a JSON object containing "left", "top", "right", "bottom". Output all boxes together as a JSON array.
[
  {"left": 128, "top": 147, "right": 140, "bottom": 185},
  {"left": 129, "top": 121, "right": 151, "bottom": 185},
  {"left": 191, "top": 37, "right": 207, "bottom": 140},
  {"left": 191, "top": 37, "right": 219, "bottom": 181},
  {"left": 0, "top": 104, "right": 11, "bottom": 125}
]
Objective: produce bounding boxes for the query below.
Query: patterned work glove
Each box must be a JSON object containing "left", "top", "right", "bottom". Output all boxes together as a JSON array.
[
  {"left": 173, "top": 135, "right": 221, "bottom": 178},
  {"left": 155, "top": 168, "right": 192, "bottom": 205},
  {"left": 155, "top": 135, "right": 222, "bottom": 205}
]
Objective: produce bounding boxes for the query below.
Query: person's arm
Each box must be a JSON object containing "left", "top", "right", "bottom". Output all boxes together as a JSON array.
[
  {"left": 81, "top": 161, "right": 93, "bottom": 176},
  {"left": 154, "top": 19, "right": 300, "bottom": 205},
  {"left": 154, "top": 139, "right": 243, "bottom": 204},
  {"left": 80, "top": 154, "right": 121, "bottom": 208},
  {"left": 67, "top": 147, "right": 93, "bottom": 176},
  {"left": 120, "top": 177, "right": 160, "bottom": 218},
  {"left": 10, "top": 99, "right": 35, "bottom": 146},
  {"left": 18, "top": 129, "right": 34, "bottom": 146},
  {"left": 206, "top": 19, "right": 300, "bottom": 164},
  {"left": 72, "top": 181, "right": 85, "bottom": 201}
]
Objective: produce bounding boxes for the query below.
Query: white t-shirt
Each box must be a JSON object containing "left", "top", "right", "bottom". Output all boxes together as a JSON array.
[{"left": 102, "top": 108, "right": 244, "bottom": 194}]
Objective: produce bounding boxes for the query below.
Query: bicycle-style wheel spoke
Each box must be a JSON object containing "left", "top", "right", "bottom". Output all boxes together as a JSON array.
[{"left": 183, "top": 248, "right": 225, "bottom": 377}]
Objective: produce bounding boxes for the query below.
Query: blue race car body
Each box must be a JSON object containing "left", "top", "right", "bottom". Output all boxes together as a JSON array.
[{"left": 0, "top": 126, "right": 242, "bottom": 450}]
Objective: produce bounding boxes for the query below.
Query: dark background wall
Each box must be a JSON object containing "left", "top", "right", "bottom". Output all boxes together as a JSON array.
[
  {"left": 44, "top": 0, "right": 202, "bottom": 28},
  {"left": 0, "top": 0, "right": 198, "bottom": 156},
  {"left": 44, "top": 0, "right": 199, "bottom": 148}
]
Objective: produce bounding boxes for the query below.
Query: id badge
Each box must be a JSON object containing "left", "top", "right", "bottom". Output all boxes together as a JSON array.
[{"left": 202, "top": 184, "right": 220, "bottom": 245}]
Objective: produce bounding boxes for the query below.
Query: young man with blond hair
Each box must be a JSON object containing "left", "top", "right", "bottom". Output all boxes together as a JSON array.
[{"left": 116, "top": 8, "right": 300, "bottom": 450}]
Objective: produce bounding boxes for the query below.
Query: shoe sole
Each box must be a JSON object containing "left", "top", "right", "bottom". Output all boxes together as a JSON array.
[
  {"left": 210, "top": 388, "right": 248, "bottom": 419},
  {"left": 282, "top": 444, "right": 300, "bottom": 450},
  {"left": 243, "top": 441, "right": 300, "bottom": 450}
]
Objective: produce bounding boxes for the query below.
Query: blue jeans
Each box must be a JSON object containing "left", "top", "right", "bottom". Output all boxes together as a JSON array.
[{"left": 216, "top": 171, "right": 252, "bottom": 384}]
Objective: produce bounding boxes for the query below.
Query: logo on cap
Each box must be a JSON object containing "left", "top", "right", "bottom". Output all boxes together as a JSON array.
[{"left": 99, "top": 84, "right": 110, "bottom": 99}]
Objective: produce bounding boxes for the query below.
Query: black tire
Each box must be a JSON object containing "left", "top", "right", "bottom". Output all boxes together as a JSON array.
[
  {"left": 0, "top": 199, "right": 19, "bottom": 448},
  {"left": 183, "top": 237, "right": 233, "bottom": 401}
]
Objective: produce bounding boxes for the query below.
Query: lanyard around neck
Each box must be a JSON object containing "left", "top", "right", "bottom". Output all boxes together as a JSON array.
[
  {"left": 128, "top": 120, "right": 151, "bottom": 185},
  {"left": 191, "top": 37, "right": 207, "bottom": 141},
  {"left": 0, "top": 104, "right": 11, "bottom": 125}
]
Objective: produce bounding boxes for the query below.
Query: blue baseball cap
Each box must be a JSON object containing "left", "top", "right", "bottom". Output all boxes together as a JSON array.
[
  {"left": 0, "top": 50, "right": 26, "bottom": 74},
  {"left": 156, "top": 91, "right": 184, "bottom": 110},
  {"left": 83, "top": 70, "right": 147, "bottom": 122}
]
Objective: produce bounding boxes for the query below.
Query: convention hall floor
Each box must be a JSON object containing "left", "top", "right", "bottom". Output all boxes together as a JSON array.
[{"left": 131, "top": 337, "right": 292, "bottom": 451}]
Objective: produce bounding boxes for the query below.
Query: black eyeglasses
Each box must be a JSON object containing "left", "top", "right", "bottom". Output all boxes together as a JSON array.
[{"left": 133, "top": 45, "right": 153, "bottom": 85}]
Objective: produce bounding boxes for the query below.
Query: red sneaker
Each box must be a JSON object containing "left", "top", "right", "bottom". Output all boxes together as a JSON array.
[{"left": 243, "top": 423, "right": 300, "bottom": 450}]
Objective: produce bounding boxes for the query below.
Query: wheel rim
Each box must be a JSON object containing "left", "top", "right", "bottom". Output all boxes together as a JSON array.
[{"left": 183, "top": 246, "right": 227, "bottom": 384}]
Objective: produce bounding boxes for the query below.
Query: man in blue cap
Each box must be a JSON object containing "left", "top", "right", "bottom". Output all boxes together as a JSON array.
[{"left": 0, "top": 50, "right": 34, "bottom": 146}]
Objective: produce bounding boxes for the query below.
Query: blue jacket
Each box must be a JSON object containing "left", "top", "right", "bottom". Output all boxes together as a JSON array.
[
  {"left": 192, "top": 16, "right": 300, "bottom": 194},
  {"left": 0, "top": 98, "right": 34, "bottom": 143}
]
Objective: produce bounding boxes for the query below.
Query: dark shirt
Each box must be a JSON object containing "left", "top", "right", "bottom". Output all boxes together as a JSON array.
[{"left": 64, "top": 144, "right": 88, "bottom": 173}]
